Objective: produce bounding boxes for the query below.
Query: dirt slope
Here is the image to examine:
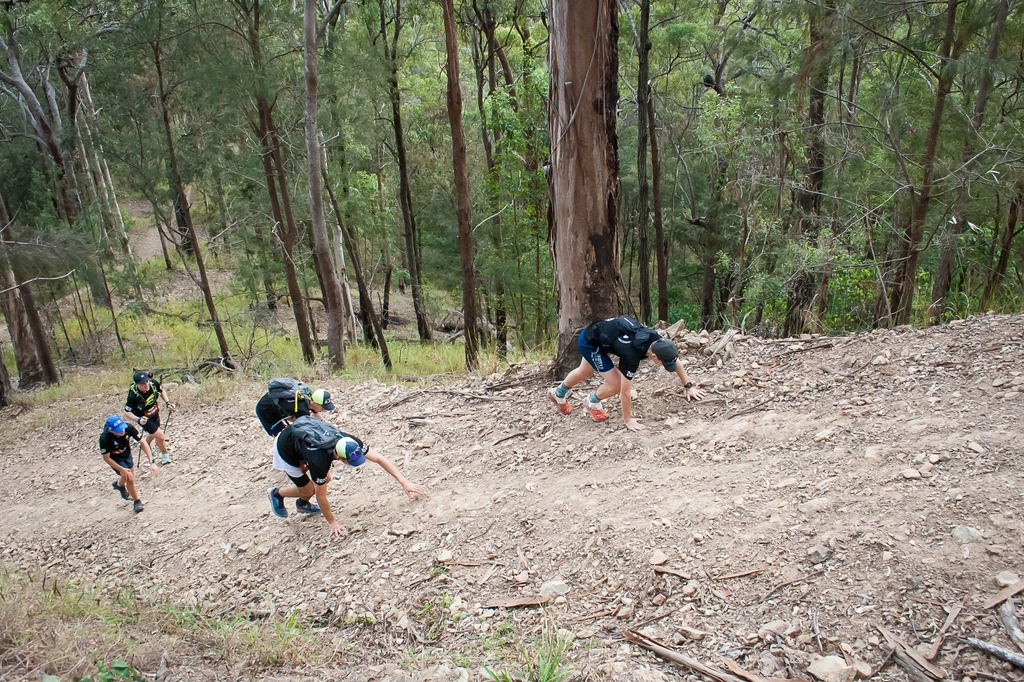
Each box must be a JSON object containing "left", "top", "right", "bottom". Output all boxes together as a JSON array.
[{"left": 1, "top": 314, "right": 1023, "bottom": 681}]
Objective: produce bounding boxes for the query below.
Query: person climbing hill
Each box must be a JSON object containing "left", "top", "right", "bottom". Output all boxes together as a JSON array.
[
  {"left": 124, "top": 370, "right": 176, "bottom": 463},
  {"left": 255, "top": 377, "right": 335, "bottom": 436},
  {"left": 548, "top": 316, "right": 706, "bottom": 431},
  {"left": 99, "top": 415, "right": 157, "bottom": 514},
  {"left": 267, "top": 416, "right": 425, "bottom": 536}
]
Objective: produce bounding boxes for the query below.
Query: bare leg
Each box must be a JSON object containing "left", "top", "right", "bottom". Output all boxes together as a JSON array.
[
  {"left": 278, "top": 482, "right": 315, "bottom": 502},
  {"left": 560, "top": 358, "right": 596, "bottom": 389},
  {"left": 124, "top": 477, "right": 141, "bottom": 501},
  {"left": 593, "top": 367, "right": 624, "bottom": 401}
]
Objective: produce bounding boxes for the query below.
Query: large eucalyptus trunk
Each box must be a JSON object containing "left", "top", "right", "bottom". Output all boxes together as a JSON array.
[
  {"left": 442, "top": 0, "right": 479, "bottom": 370},
  {"left": 648, "top": 95, "right": 668, "bottom": 323},
  {"left": 636, "top": 0, "right": 652, "bottom": 325},
  {"left": 549, "top": 0, "right": 622, "bottom": 374},
  {"left": 304, "top": 0, "right": 346, "bottom": 370},
  {"left": 0, "top": 341, "right": 11, "bottom": 406}
]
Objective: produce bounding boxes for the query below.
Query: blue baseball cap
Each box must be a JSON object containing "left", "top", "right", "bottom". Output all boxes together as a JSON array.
[
  {"left": 105, "top": 415, "right": 127, "bottom": 433},
  {"left": 335, "top": 437, "right": 365, "bottom": 466}
]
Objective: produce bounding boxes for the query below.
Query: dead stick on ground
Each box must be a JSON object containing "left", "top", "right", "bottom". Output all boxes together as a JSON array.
[
  {"left": 963, "top": 637, "right": 1024, "bottom": 669},
  {"left": 984, "top": 582, "right": 1024, "bottom": 609},
  {"left": 763, "top": 568, "right": 825, "bottom": 599},
  {"left": 492, "top": 432, "right": 527, "bottom": 446},
  {"left": 623, "top": 629, "right": 746, "bottom": 682},
  {"left": 893, "top": 649, "right": 937, "bottom": 682},
  {"left": 926, "top": 602, "right": 963, "bottom": 660},
  {"left": 998, "top": 599, "right": 1024, "bottom": 654},
  {"left": 876, "top": 624, "right": 948, "bottom": 679},
  {"left": 713, "top": 569, "right": 761, "bottom": 581}
]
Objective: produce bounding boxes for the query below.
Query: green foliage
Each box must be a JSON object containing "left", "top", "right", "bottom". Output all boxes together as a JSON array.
[{"left": 484, "top": 628, "right": 574, "bottom": 682}]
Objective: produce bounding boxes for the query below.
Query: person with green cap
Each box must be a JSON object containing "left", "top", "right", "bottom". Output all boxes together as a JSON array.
[
  {"left": 255, "top": 380, "right": 335, "bottom": 437},
  {"left": 267, "top": 416, "right": 425, "bottom": 536},
  {"left": 124, "top": 370, "right": 176, "bottom": 463},
  {"left": 547, "top": 316, "right": 705, "bottom": 431}
]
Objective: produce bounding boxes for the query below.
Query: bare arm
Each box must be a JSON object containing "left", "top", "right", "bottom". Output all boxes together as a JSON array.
[
  {"left": 364, "top": 448, "right": 426, "bottom": 497},
  {"left": 313, "top": 483, "right": 345, "bottom": 536},
  {"left": 674, "top": 364, "right": 706, "bottom": 401}
]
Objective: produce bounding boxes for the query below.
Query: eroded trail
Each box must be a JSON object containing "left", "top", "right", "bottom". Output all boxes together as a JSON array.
[{"left": 1, "top": 314, "right": 1023, "bottom": 681}]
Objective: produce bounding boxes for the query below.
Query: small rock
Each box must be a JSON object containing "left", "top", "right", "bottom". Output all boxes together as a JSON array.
[
  {"left": 677, "top": 625, "right": 707, "bottom": 640},
  {"left": 616, "top": 604, "right": 635, "bottom": 619},
  {"left": 652, "top": 593, "right": 666, "bottom": 606},
  {"left": 773, "top": 477, "right": 800, "bottom": 489},
  {"left": 807, "top": 656, "right": 856, "bottom": 682},
  {"left": 864, "top": 446, "right": 885, "bottom": 461},
  {"left": 808, "top": 546, "right": 832, "bottom": 564},
  {"left": 540, "top": 579, "right": 570, "bottom": 597},
  {"left": 901, "top": 469, "right": 922, "bottom": 480},
  {"left": 436, "top": 549, "right": 453, "bottom": 563},
  {"left": 928, "top": 454, "right": 941, "bottom": 464},
  {"left": 814, "top": 428, "right": 836, "bottom": 443},
  {"left": 682, "top": 580, "right": 699, "bottom": 596},
  {"left": 798, "top": 497, "right": 832, "bottom": 514},
  {"left": 952, "top": 526, "right": 984, "bottom": 544},
  {"left": 758, "top": 620, "right": 790, "bottom": 640},
  {"left": 852, "top": 660, "right": 873, "bottom": 679},
  {"left": 992, "top": 378, "right": 1008, "bottom": 387},
  {"left": 576, "top": 627, "right": 597, "bottom": 638},
  {"left": 967, "top": 441, "right": 985, "bottom": 454},
  {"left": 692, "top": 532, "right": 705, "bottom": 543},
  {"left": 996, "top": 571, "right": 1021, "bottom": 587},
  {"left": 871, "top": 355, "right": 889, "bottom": 366},
  {"left": 919, "top": 463, "right": 934, "bottom": 475},
  {"left": 649, "top": 550, "right": 669, "bottom": 566},
  {"left": 514, "top": 571, "right": 530, "bottom": 583}
]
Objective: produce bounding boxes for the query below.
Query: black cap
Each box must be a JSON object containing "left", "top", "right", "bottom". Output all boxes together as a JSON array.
[
  {"left": 133, "top": 370, "right": 151, "bottom": 384},
  {"left": 650, "top": 338, "right": 678, "bottom": 371}
]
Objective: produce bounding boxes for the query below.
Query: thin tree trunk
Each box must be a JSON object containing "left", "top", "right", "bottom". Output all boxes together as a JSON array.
[
  {"left": 154, "top": 41, "right": 233, "bottom": 366},
  {"left": 888, "top": 0, "right": 965, "bottom": 325},
  {"left": 100, "top": 262, "right": 127, "bottom": 358},
  {"left": 549, "top": 0, "right": 622, "bottom": 373},
  {"left": 442, "top": 0, "right": 479, "bottom": 370},
  {"left": 928, "top": 0, "right": 1009, "bottom": 323},
  {"left": 636, "top": 0, "right": 652, "bottom": 325},
  {"left": 648, "top": 94, "right": 668, "bottom": 322},
  {"left": 0, "top": 252, "right": 42, "bottom": 387},
  {"left": 0, "top": 340, "right": 11, "bottom": 406},
  {"left": 378, "top": 0, "right": 430, "bottom": 340},
  {"left": 325, "top": 171, "right": 392, "bottom": 369},
  {"left": 980, "top": 192, "right": 1022, "bottom": 310},
  {"left": 303, "top": 0, "right": 346, "bottom": 370}
]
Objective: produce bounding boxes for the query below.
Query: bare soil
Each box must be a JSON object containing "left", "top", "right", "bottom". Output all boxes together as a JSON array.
[{"left": 1, "top": 314, "right": 1023, "bottom": 682}]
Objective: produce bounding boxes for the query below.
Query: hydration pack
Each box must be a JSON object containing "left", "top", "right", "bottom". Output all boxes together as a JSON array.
[
  {"left": 289, "top": 415, "right": 362, "bottom": 453},
  {"left": 254, "top": 378, "right": 314, "bottom": 436}
]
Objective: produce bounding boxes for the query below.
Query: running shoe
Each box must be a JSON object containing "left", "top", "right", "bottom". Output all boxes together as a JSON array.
[
  {"left": 548, "top": 387, "right": 571, "bottom": 415},
  {"left": 160, "top": 451, "right": 172, "bottom": 464},
  {"left": 267, "top": 487, "right": 288, "bottom": 518},
  {"left": 586, "top": 398, "right": 609, "bottom": 422},
  {"left": 133, "top": 500, "right": 145, "bottom": 513},
  {"left": 295, "top": 498, "right": 322, "bottom": 515},
  {"left": 112, "top": 480, "right": 130, "bottom": 500}
]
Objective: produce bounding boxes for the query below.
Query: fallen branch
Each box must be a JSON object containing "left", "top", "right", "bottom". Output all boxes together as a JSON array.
[
  {"left": 492, "top": 432, "right": 527, "bottom": 446},
  {"left": 763, "top": 568, "right": 825, "bottom": 599},
  {"left": 623, "top": 629, "right": 746, "bottom": 682},
  {"left": 778, "top": 342, "right": 834, "bottom": 357},
  {"left": 712, "top": 569, "right": 761, "bottom": 581},
  {"left": 876, "top": 624, "right": 947, "bottom": 679},
  {"left": 997, "top": 599, "right": 1024, "bottom": 654},
  {"left": 654, "top": 566, "right": 692, "bottom": 580},
  {"left": 926, "top": 602, "right": 963, "bottom": 660},
  {"left": 963, "top": 637, "right": 1024, "bottom": 669},
  {"left": 983, "top": 581, "right": 1024, "bottom": 609}
]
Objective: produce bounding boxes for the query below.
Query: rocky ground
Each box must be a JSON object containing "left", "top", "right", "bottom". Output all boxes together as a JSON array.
[{"left": 1, "top": 313, "right": 1023, "bottom": 682}]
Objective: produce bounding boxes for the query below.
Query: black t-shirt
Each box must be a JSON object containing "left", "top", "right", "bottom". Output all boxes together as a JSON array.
[
  {"left": 277, "top": 425, "right": 365, "bottom": 485},
  {"left": 582, "top": 316, "right": 660, "bottom": 380},
  {"left": 99, "top": 424, "right": 143, "bottom": 461},
  {"left": 125, "top": 379, "right": 162, "bottom": 418}
]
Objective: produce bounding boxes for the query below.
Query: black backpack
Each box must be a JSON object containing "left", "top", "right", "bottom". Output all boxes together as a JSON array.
[
  {"left": 255, "top": 378, "right": 314, "bottom": 436},
  {"left": 289, "top": 416, "right": 362, "bottom": 453}
]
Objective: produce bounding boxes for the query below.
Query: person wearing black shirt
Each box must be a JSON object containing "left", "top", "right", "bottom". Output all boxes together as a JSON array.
[
  {"left": 124, "top": 370, "right": 176, "bottom": 463},
  {"left": 99, "top": 415, "right": 157, "bottom": 513},
  {"left": 267, "top": 417, "right": 426, "bottom": 537},
  {"left": 548, "top": 316, "right": 705, "bottom": 431}
]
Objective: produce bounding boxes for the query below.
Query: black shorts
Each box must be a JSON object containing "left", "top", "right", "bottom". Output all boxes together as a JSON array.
[
  {"left": 287, "top": 472, "right": 311, "bottom": 487},
  {"left": 140, "top": 414, "right": 161, "bottom": 434},
  {"left": 109, "top": 456, "right": 133, "bottom": 475}
]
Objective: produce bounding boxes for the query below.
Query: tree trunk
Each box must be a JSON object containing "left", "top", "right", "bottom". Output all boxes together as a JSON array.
[
  {"left": 442, "top": 0, "right": 480, "bottom": 370},
  {"left": 928, "top": 0, "right": 1009, "bottom": 323},
  {"left": 378, "top": 0, "right": 430, "bottom": 341},
  {"left": 636, "top": 0, "right": 653, "bottom": 325},
  {"left": 154, "top": 41, "right": 233, "bottom": 366},
  {"left": 548, "top": 0, "right": 622, "bottom": 374},
  {"left": 648, "top": 95, "right": 668, "bottom": 323},
  {"left": 304, "top": 0, "right": 346, "bottom": 371},
  {"left": 0, "top": 253, "right": 42, "bottom": 388},
  {"left": 325, "top": 171, "right": 392, "bottom": 369},
  {"left": 784, "top": 6, "right": 830, "bottom": 337},
  {"left": 887, "top": 0, "right": 964, "bottom": 325},
  {"left": 0, "top": 340, "right": 11, "bottom": 406},
  {"left": 980, "top": 192, "right": 1022, "bottom": 310},
  {"left": 256, "top": 97, "right": 316, "bottom": 364}
]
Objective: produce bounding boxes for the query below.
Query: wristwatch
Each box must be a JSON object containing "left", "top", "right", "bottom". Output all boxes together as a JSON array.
[{"left": 684, "top": 382, "right": 694, "bottom": 389}]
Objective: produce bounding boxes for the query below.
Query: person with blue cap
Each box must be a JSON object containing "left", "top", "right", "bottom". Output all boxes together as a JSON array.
[
  {"left": 99, "top": 415, "right": 158, "bottom": 513},
  {"left": 267, "top": 416, "right": 425, "bottom": 536},
  {"left": 548, "top": 316, "right": 705, "bottom": 431}
]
